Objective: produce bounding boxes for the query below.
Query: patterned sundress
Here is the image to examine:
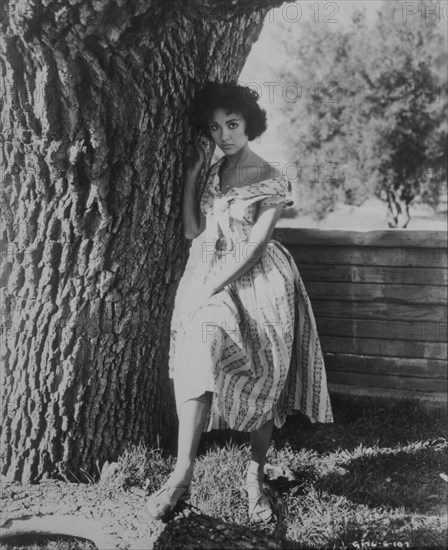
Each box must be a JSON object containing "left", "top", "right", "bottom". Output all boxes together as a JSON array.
[{"left": 169, "top": 156, "right": 333, "bottom": 432}]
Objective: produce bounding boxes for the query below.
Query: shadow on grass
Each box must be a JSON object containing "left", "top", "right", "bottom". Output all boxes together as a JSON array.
[
  {"left": 272, "top": 394, "right": 447, "bottom": 453},
  {"left": 199, "top": 394, "right": 447, "bottom": 517},
  {"left": 316, "top": 443, "right": 448, "bottom": 515},
  {"left": 272, "top": 395, "right": 447, "bottom": 515},
  {"left": 152, "top": 506, "right": 297, "bottom": 550}
]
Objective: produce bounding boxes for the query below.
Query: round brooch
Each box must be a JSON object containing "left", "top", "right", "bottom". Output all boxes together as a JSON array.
[{"left": 215, "top": 236, "right": 234, "bottom": 252}]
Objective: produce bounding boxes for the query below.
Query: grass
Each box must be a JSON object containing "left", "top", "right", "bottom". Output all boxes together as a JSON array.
[
  {"left": 1, "top": 395, "right": 446, "bottom": 549},
  {"left": 123, "top": 394, "right": 447, "bottom": 549}
]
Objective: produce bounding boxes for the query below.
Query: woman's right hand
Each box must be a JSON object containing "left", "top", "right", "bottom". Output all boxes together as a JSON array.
[{"left": 185, "top": 141, "right": 206, "bottom": 180}]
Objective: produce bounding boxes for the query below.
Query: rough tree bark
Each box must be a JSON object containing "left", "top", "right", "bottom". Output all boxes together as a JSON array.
[{"left": 0, "top": 0, "right": 285, "bottom": 482}]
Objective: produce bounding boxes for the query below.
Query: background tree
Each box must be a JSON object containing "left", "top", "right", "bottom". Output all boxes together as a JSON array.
[
  {"left": 0, "top": 0, "right": 285, "bottom": 482},
  {"left": 276, "top": 0, "right": 446, "bottom": 226}
]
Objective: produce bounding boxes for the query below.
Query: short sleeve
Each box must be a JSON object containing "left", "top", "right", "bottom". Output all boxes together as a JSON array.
[
  {"left": 258, "top": 194, "right": 293, "bottom": 208},
  {"left": 257, "top": 177, "right": 294, "bottom": 209}
]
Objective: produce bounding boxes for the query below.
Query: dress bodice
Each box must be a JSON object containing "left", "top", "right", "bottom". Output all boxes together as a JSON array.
[{"left": 200, "top": 156, "right": 294, "bottom": 255}]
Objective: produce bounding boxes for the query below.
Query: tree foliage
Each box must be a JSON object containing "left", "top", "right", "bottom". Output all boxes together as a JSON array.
[{"left": 276, "top": 0, "right": 447, "bottom": 225}]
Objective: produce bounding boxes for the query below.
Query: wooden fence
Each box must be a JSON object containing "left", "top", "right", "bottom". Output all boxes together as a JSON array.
[{"left": 273, "top": 228, "right": 448, "bottom": 404}]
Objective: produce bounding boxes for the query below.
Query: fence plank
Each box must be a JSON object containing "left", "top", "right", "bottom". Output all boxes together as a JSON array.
[
  {"left": 274, "top": 228, "right": 447, "bottom": 248},
  {"left": 328, "top": 384, "right": 447, "bottom": 404},
  {"left": 311, "top": 300, "right": 447, "bottom": 321},
  {"left": 305, "top": 281, "right": 447, "bottom": 304},
  {"left": 320, "top": 335, "right": 447, "bottom": 359},
  {"left": 297, "top": 264, "right": 448, "bottom": 285},
  {"left": 287, "top": 245, "right": 447, "bottom": 268},
  {"left": 315, "top": 317, "right": 447, "bottom": 342},
  {"left": 324, "top": 353, "right": 447, "bottom": 378},
  {"left": 327, "top": 371, "right": 447, "bottom": 392}
]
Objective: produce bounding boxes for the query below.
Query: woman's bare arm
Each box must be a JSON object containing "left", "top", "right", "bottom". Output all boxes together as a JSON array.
[
  {"left": 205, "top": 202, "right": 286, "bottom": 294},
  {"left": 183, "top": 173, "right": 206, "bottom": 239},
  {"left": 183, "top": 143, "right": 206, "bottom": 240}
]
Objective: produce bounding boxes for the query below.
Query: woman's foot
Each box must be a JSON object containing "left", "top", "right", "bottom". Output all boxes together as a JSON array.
[
  {"left": 244, "top": 463, "right": 275, "bottom": 524},
  {"left": 147, "top": 469, "right": 192, "bottom": 520}
]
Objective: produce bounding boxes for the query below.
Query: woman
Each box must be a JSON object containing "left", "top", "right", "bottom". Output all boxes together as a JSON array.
[{"left": 147, "top": 81, "right": 333, "bottom": 523}]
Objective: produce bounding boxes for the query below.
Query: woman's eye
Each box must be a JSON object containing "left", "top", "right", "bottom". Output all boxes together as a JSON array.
[{"left": 229, "top": 123, "right": 238, "bottom": 129}]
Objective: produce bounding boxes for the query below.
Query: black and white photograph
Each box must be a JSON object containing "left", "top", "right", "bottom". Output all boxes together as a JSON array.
[{"left": 0, "top": 1, "right": 447, "bottom": 548}]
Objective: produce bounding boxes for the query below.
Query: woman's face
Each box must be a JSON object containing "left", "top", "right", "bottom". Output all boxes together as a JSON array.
[{"left": 208, "top": 108, "right": 248, "bottom": 154}]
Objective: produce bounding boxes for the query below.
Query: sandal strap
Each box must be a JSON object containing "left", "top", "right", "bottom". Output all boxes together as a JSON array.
[
  {"left": 161, "top": 482, "right": 191, "bottom": 500},
  {"left": 147, "top": 482, "right": 191, "bottom": 519},
  {"left": 242, "top": 478, "right": 275, "bottom": 523},
  {"left": 249, "top": 494, "right": 274, "bottom": 523}
]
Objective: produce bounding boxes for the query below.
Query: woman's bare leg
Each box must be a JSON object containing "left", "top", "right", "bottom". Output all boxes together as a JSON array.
[
  {"left": 170, "top": 392, "right": 213, "bottom": 483},
  {"left": 147, "top": 392, "right": 212, "bottom": 517},
  {"left": 245, "top": 419, "right": 274, "bottom": 519},
  {"left": 249, "top": 418, "right": 274, "bottom": 475}
]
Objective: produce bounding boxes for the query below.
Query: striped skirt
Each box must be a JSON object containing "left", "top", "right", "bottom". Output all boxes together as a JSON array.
[{"left": 169, "top": 239, "right": 333, "bottom": 432}]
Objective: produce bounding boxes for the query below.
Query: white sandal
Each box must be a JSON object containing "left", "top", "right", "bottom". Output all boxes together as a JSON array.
[
  {"left": 243, "top": 466, "right": 275, "bottom": 524},
  {"left": 146, "top": 481, "right": 191, "bottom": 520}
]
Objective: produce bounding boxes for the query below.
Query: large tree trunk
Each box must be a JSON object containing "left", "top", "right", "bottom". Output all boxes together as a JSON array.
[{"left": 0, "top": 0, "right": 282, "bottom": 482}]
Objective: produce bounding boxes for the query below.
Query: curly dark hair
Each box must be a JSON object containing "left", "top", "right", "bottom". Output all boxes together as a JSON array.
[{"left": 191, "top": 81, "right": 267, "bottom": 141}]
